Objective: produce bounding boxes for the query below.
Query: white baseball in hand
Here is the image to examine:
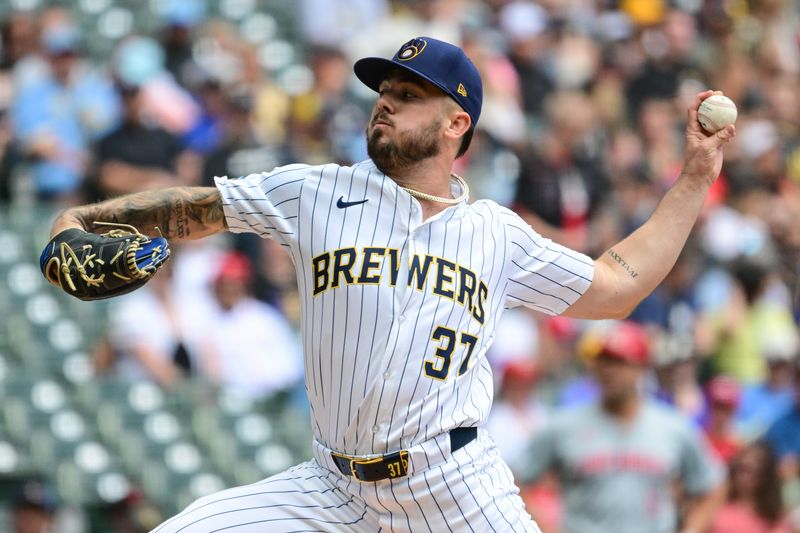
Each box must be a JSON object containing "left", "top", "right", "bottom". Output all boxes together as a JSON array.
[{"left": 697, "top": 94, "right": 737, "bottom": 134}]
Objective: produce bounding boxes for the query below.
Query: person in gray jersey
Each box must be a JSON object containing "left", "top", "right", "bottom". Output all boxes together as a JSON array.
[
  {"left": 45, "top": 36, "right": 735, "bottom": 532},
  {"left": 516, "top": 321, "right": 726, "bottom": 533}
]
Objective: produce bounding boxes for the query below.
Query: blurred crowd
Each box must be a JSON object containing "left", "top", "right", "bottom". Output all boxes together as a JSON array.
[{"left": 2, "top": 0, "right": 800, "bottom": 531}]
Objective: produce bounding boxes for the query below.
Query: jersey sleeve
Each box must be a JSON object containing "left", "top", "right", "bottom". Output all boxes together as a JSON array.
[
  {"left": 500, "top": 208, "right": 595, "bottom": 315},
  {"left": 214, "top": 164, "right": 309, "bottom": 247},
  {"left": 677, "top": 417, "right": 725, "bottom": 495}
]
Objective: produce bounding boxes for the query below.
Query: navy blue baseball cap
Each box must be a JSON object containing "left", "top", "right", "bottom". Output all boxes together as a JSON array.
[{"left": 354, "top": 36, "right": 483, "bottom": 126}]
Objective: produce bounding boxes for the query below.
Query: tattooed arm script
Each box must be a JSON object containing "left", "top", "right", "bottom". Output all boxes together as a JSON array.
[
  {"left": 607, "top": 248, "right": 639, "bottom": 279},
  {"left": 51, "top": 187, "right": 227, "bottom": 240}
]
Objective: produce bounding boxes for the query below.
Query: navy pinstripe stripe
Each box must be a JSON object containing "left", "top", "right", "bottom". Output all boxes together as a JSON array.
[
  {"left": 332, "top": 166, "right": 366, "bottom": 441},
  {"left": 384, "top": 217, "right": 437, "bottom": 447},
  {"left": 448, "top": 213, "right": 490, "bottom": 432},
  {"left": 404, "top": 206, "right": 461, "bottom": 444},
  {"left": 387, "top": 478, "right": 413, "bottom": 532},
  {"left": 368, "top": 199, "right": 413, "bottom": 452},
  {"left": 306, "top": 166, "right": 326, "bottom": 406},
  {"left": 202, "top": 509, "right": 368, "bottom": 533},
  {"left": 236, "top": 212, "right": 298, "bottom": 219},
  {"left": 496, "top": 207, "right": 593, "bottom": 267},
  {"left": 226, "top": 167, "right": 303, "bottom": 189},
  {"left": 459, "top": 444, "right": 510, "bottom": 533},
  {"left": 317, "top": 166, "right": 343, "bottom": 411},
  {"left": 421, "top": 469, "right": 454, "bottom": 533},
  {"left": 507, "top": 277, "right": 572, "bottom": 306},
  {"left": 351, "top": 175, "right": 395, "bottom": 453},
  {"left": 343, "top": 171, "right": 384, "bottom": 452},
  {"left": 273, "top": 195, "right": 300, "bottom": 207},
  {"left": 433, "top": 456, "right": 476, "bottom": 533},
  {"left": 509, "top": 258, "right": 584, "bottom": 295},
  {"left": 175, "top": 498, "right": 363, "bottom": 533},
  {"left": 457, "top": 215, "right": 485, "bottom": 428},
  {"left": 404, "top": 476, "right": 434, "bottom": 533},
  {"left": 509, "top": 241, "right": 592, "bottom": 282},
  {"left": 369, "top": 477, "right": 393, "bottom": 530},
  {"left": 263, "top": 177, "right": 306, "bottom": 195}
]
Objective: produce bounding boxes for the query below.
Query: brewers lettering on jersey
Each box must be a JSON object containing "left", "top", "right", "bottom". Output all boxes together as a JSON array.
[{"left": 47, "top": 36, "right": 736, "bottom": 532}]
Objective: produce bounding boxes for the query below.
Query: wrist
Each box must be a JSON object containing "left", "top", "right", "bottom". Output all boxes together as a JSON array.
[{"left": 677, "top": 171, "right": 715, "bottom": 190}]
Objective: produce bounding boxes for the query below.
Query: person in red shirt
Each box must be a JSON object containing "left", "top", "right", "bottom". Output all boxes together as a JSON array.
[{"left": 704, "top": 375, "right": 743, "bottom": 463}]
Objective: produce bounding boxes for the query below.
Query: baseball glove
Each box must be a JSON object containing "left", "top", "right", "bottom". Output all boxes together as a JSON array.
[{"left": 39, "top": 222, "right": 170, "bottom": 301}]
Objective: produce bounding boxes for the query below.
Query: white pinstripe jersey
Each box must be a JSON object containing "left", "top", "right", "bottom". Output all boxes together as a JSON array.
[{"left": 215, "top": 159, "right": 594, "bottom": 456}]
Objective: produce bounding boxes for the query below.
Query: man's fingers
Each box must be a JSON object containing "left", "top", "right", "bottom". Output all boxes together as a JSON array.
[
  {"left": 687, "top": 90, "right": 715, "bottom": 134},
  {"left": 707, "top": 124, "right": 736, "bottom": 148}
]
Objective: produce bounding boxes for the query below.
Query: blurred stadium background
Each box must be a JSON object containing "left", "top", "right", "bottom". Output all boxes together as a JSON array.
[{"left": 1, "top": 0, "right": 800, "bottom": 531}]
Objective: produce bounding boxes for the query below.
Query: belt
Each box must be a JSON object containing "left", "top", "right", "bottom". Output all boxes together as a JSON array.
[{"left": 330, "top": 427, "right": 477, "bottom": 482}]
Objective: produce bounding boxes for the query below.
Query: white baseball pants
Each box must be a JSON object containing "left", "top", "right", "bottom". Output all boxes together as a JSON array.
[{"left": 151, "top": 429, "right": 541, "bottom": 532}]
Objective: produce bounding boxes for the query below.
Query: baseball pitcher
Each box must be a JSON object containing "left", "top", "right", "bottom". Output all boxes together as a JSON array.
[{"left": 42, "top": 37, "right": 735, "bottom": 532}]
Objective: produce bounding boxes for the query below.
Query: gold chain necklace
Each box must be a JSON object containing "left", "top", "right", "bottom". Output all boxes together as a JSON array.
[{"left": 400, "top": 173, "right": 469, "bottom": 205}]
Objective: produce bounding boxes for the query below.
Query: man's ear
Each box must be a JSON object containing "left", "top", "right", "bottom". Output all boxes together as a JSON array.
[{"left": 444, "top": 109, "right": 471, "bottom": 141}]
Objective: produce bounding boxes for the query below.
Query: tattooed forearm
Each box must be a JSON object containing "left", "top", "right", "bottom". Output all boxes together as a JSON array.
[
  {"left": 54, "top": 187, "right": 227, "bottom": 240},
  {"left": 607, "top": 248, "right": 639, "bottom": 279}
]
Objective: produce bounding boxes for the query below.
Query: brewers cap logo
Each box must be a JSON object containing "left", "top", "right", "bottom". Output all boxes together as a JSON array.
[{"left": 397, "top": 38, "right": 427, "bottom": 61}]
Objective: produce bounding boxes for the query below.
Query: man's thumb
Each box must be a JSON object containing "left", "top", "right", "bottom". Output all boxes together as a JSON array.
[{"left": 711, "top": 125, "right": 736, "bottom": 147}]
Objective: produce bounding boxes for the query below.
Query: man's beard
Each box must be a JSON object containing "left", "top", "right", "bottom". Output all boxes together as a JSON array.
[{"left": 366, "top": 118, "right": 441, "bottom": 175}]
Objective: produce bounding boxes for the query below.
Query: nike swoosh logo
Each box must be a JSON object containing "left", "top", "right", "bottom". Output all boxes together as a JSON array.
[{"left": 336, "top": 196, "right": 369, "bottom": 208}]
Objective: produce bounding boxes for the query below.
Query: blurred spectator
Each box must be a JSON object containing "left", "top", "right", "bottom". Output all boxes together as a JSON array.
[
  {"left": 91, "top": 79, "right": 197, "bottom": 198},
  {"left": 763, "top": 361, "right": 800, "bottom": 484},
  {"left": 202, "top": 85, "right": 286, "bottom": 185},
  {"left": 111, "top": 36, "right": 200, "bottom": 135},
  {"left": 10, "top": 477, "right": 58, "bottom": 533},
  {"left": 0, "top": 11, "right": 35, "bottom": 110},
  {"left": 102, "top": 487, "right": 163, "bottom": 533},
  {"left": 704, "top": 375, "right": 743, "bottom": 464},
  {"left": 251, "top": 236, "right": 302, "bottom": 325},
  {"left": 156, "top": 0, "right": 206, "bottom": 90},
  {"left": 630, "top": 246, "right": 702, "bottom": 332},
  {"left": 624, "top": 9, "right": 703, "bottom": 121},
  {"left": 486, "top": 358, "right": 548, "bottom": 466},
  {"left": 287, "top": 45, "right": 366, "bottom": 165},
  {"left": 0, "top": 12, "right": 39, "bottom": 202},
  {"left": 736, "top": 350, "right": 798, "bottom": 442},
  {"left": 0, "top": 12, "right": 36, "bottom": 73},
  {"left": 500, "top": 1, "right": 553, "bottom": 117},
  {"left": 651, "top": 331, "right": 705, "bottom": 424},
  {"left": 516, "top": 321, "right": 725, "bottom": 533},
  {"left": 106, "top": 262, "right": 197, "bottom": 389},
  {"left": 9, "top": 14, "right": 119, "bottom": 202},
  {"left": 701, "top": 257, "right": 797, "bottom": 384},
  {"left": 513, "top": 90, "right": 609, "bottom": 254},
  {"left": 181, "top": 78, "right": 226, "bottom": 156},
  {"left": 710, "top": 442, "right": 791, "bottom": 533},
  {"left": 298, "top": 0, "right": 389, "bottom": 47},
  {"left": 195, "top": 252, "right": 303, "bottom": 400},
  {"left": 637, "top": 97, "right": 685, "bottom": 188}
]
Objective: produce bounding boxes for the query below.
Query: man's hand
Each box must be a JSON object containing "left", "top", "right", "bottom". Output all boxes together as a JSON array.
[{"left": 681, "top": 90, "right": 736, "bottom": 188}]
